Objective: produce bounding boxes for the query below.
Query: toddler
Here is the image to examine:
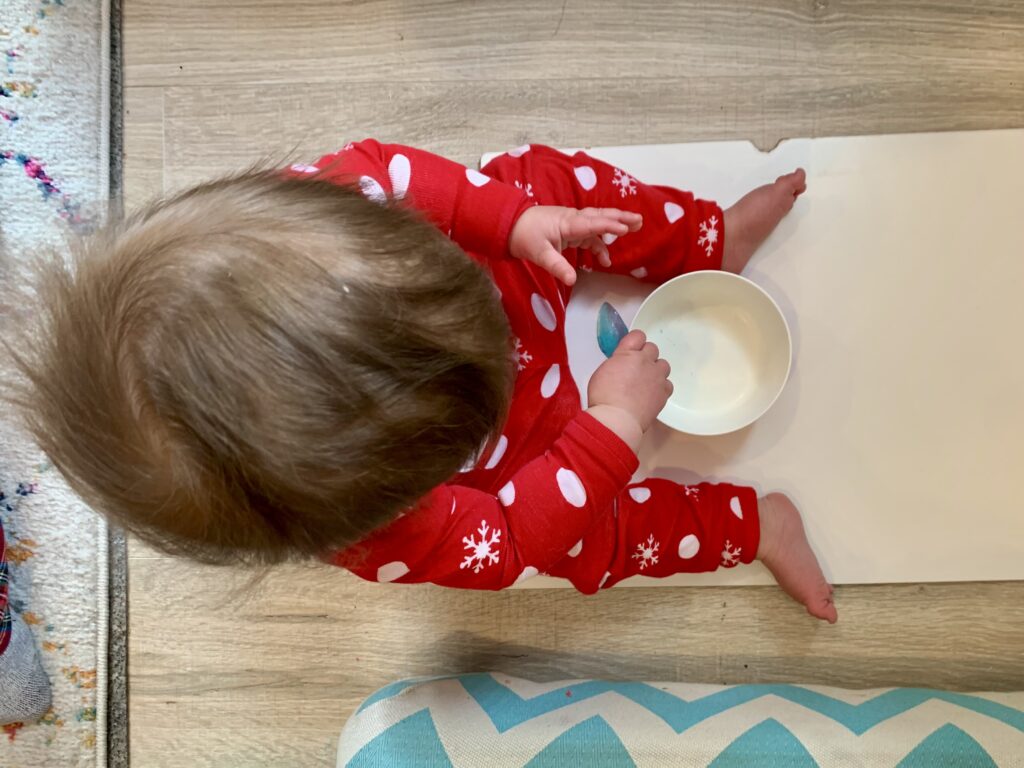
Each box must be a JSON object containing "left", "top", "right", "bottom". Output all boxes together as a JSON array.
[{"left": 17, "top": 140, "right": 836, "bottom": 622}]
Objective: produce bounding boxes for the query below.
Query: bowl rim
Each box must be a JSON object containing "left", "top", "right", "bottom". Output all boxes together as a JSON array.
[{"left": 629, "top": 269, "right": 793, "bottom": 436}]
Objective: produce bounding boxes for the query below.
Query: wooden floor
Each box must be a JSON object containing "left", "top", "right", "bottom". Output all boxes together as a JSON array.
[{"left": 123, "top": 2, "right": 1024, "bottom": 765}]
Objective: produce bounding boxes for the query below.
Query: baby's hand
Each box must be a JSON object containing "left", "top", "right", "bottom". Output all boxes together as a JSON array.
[
  {"left": 509, "top": 206, "right": 642, "bottom": 287},
  {"left": 586, "top": 330, "right": 672, "bottom": 452}
]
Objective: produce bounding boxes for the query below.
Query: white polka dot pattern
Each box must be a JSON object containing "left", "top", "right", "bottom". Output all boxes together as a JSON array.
[
  {"left": 531, "top": 293, "right": 557, "bottom": 331},
  {"left": 574, "top": 165, "right": 597, "bottom": 190},
  {"left": 568, "top": 540, "right": 583, "bottom": 557},
  {"left": 730, "top": 496, "right": 744, "bottom": 520},
  {"left": 629, "top": 487, "right": 652, "bottom": 504},
  {"left": 498, "top": 482, "right": 516, "bottom": 506},
  {"left": 630, "top": 267, "right": 648, "bottom": 279},
  {"left": 359, "top": 176, "right": 387, "bottom": 204},
  {"left": 388, "top": 153, "right": 411, "bottom": 199},
  {"left": 664, "top": 202, "right": 684, "bottom": 223},
  {"left": 376, "top": 561, "right": 409, "bottom": 582},
  {"left": 556, "top": 468, "right": 587, "bottom": 508},
  {"left": 540, "top": 364, "right": 561, "bottom": 399},
  {"left": 484, "top": 435, "right": 508, "bottom": 470},
  {"left": 514, "top": 566, "right": 539, "bottom": 583},
  {"left": 466, "top": 168, "right": 491, "bottom": 187},
  {"left": 678, "top": 534, "right": 700, "bottom": 559},
  {"left": 507, "top": 145, "right": 531, "bottom": 158}
]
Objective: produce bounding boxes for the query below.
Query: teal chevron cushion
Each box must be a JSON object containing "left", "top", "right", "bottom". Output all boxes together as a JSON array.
[{"left": 338, "top": 674, "right": 1024, "bottom": 767}]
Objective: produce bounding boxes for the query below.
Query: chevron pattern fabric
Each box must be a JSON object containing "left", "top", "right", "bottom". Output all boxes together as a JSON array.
[{"left": 338, "top": 674, "right": 1024, "bottom": 767}]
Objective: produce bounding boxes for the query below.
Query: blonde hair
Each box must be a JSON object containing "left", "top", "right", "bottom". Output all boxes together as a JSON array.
[{"left": 12, "top": 171, "right": 512, "bottom": 564}]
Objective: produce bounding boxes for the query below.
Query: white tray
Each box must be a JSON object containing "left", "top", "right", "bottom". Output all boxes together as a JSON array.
[{"left": 483, "top": 129, "right": 1024, "bottom": 587}]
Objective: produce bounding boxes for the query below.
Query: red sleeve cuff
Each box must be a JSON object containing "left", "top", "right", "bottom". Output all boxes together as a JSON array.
[
  {"left": 451, "top": 170, "right": 534, "bottom": 261},
  {"left": 566, "top": 411, "right": 640, "bottom": 488}
]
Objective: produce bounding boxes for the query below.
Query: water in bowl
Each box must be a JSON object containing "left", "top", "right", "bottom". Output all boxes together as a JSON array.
[{"left": 649, "top": 302, "right": 765, "bottom": 426}]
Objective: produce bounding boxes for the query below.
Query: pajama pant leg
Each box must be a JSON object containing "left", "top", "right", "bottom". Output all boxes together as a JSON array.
[{"left": 544, "top": 480, "right": 760, "bottom": 594}]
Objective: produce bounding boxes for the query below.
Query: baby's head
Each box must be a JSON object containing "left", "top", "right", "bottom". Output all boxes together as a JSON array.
[{"left": 16, "top": 172, "right": 512, "bottom": 563}]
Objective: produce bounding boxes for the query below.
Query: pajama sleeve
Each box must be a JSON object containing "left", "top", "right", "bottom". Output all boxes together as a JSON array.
[
  {"left": 294, "top": 140, "right": 535, "bottom": 264},
  {"left": 331, "top": 412, "right": 639, "bottom": 590},
  {"left": 480, "top": 144, "right": 726, "bottom": 281}
]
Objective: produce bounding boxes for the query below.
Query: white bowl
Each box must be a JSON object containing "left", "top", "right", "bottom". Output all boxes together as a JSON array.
[{"left": 631, "top": 271, "right": 792, "bottom": 435}]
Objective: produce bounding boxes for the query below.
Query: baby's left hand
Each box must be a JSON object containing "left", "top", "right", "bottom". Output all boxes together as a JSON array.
[{"left": 509, "top": 206, "right": 642, "bottom": 286}]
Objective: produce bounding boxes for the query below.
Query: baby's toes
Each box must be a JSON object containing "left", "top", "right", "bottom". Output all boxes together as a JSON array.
[
  {"left": 807, "top": 600, "right": 836, "bottom": 624},
  {"left": 822, "top": 601, "right": 838, "bottom": 624},
  {"left": 807, "top": 586, "right": 838, "bottom": 624},
  {"left": 776, "top": 169, "right": 807, "bottom": 197},
  {"left": 793, "top": 170, "right": 807, "bottom": 195}
]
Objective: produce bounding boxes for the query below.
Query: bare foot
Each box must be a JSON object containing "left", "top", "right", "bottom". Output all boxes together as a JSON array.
[
  {"left": 757, "top": 492, "right": 837, "bottom": 624},
  {"left": 722, "top": 169, "right": 807, "bottom": 274}
]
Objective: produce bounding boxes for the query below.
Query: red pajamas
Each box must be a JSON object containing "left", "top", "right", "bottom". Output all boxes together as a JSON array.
[{"left": 301, "top": 140, "right": 759, "bottom": 594}]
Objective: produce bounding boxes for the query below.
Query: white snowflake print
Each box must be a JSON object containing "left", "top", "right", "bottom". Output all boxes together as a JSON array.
[
  {"left": 342, "top": 141, "right": 355, "bottom": 151},
  {"left": 698, "top": 215, "right": 720, "bottom": 257},
  {"left": 684, "top": 486, "right": 701, "bottom": 499},
  {"left": 721, "top": 539, "right": 742, "bottom": 567},
  {"left": 513, "top": 337, "right": 533, "bottom": 371},
  {"left": 631, "top": 534, "right": 660, "bottom": 571},
  {"left": 461, "top": 520, "right": 502, "bottom": 573},
  {"left": 612, "top": 168, "right": 638, "bottom": 197},
  {"left": 514, "top": 179, "right": 535, "bottom": 198}
]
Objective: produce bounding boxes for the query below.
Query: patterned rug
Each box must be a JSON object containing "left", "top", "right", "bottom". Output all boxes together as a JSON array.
[{"left": 0, "top": 0, "right": 112, "bottom": 765}]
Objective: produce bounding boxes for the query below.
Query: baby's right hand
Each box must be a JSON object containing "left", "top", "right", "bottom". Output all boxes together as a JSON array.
[{"left": 587, "top": 330, "right": 672, "bottom": 447}]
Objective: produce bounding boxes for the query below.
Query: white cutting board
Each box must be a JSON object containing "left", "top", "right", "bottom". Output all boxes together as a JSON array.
[{"left": 482, "top": 129, "right": 1024, "bottom": 587}]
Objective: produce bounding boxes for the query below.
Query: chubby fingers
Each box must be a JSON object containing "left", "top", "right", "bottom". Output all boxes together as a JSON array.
[
  {"left": 577, "top": 235, "right": 612, "bottom": 267},
  {"left": 564, "top": 209, "right": 643, "bottom": 268},
  {"left": 615, "top": 329, "right": 647, "bottom": 353},
  {"left": 563, "top": 207, "right": 643, "bottom": 242},
  {"left": 617, "top": 332, "right": 669, "bottom": 368},
  {"left": 535, "top": 244, "right": 577, "bottom": 286},
  {"left": 581, "top": 207, "right": 644, "bottom": 232}
]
